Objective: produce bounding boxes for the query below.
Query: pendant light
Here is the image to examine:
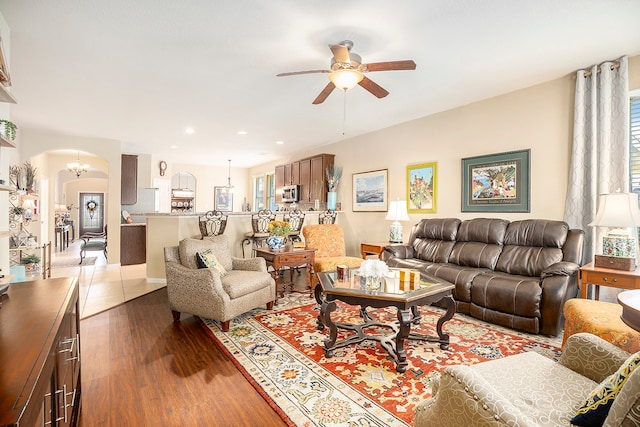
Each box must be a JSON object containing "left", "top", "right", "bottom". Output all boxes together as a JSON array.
[
  {"left": 223, "top": 159, "right": 235, "bottom": 193},
  {"left": 67, "top": 150, "right": 90, "bottom": 178}
]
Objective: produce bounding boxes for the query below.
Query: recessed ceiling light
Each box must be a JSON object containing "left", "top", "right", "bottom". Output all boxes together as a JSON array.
[
  {"left": 237, "top": 130, "right": 248, "bottom": 135},
  {"left": 185, "top": 128, "right": 195, "bottom": 134},
  {"left": 170, "top": 145, "right": 178, "bottom": 149},
  {"left": 276, "top": 140, "right": 284, "bottom": 145}
]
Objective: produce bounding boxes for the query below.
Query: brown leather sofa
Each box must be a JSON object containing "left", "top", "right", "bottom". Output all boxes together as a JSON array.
[{"left": 382, "top": 218, "right": 584, "bottom": 336}]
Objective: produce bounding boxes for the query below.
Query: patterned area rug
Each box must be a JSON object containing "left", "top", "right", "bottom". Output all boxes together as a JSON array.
[{"left": 201, "top": 295, "right": 562, "bottom": 426}]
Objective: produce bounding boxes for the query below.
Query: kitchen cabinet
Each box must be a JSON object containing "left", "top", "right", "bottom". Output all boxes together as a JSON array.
[
  {"left": 274, "top": 154, "right": 334, "bottom": 204},
  {"left": 170, "top": 172, "right": 196, "bottom": 212},
  {"left": 0, "top": 277, "right": 81, "bottom": 427},
  {"left": 121, "top": 224, "right": 146, "bottom": 265},
  {"left": 121, "top": 154, "right": 138, "bottom": 204}
]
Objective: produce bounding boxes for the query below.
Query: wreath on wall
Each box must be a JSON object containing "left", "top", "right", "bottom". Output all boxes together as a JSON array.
[{"left": 86, "top": 200, "right": 98, "bottom": 218}]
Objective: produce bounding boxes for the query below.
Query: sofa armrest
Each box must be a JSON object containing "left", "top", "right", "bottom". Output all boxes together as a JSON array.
[
  {"left": 413, "top": 365, "right": 539, "bottom": 427},
  {"left": 559, "top": 333, "right": 630, "bottom": 383},
  {"left": 541, "top": 261, "right": 579, "bottom": 279},
  {"left": 232, "top": 256, "right": 268, "bottom": 272},
  {"left": 381, "top": 244, "right": 413, "bottom": 261},
  {"left": 606, "top": 364, "right": 640, "bottom": 426}
]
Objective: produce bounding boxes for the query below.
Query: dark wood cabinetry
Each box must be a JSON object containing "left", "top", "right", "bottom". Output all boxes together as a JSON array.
[
  {"left": 121, "top": 154, "right": 138, "bottom": 204},
  {"left": 0, "top": 277, "right": 81, "bottom": 427},
  {"left": 121, "top": 225, "right": 146, "bottom": 265},
  {"left": 275, "top": 153, "right": 334, "bottom": 203}
]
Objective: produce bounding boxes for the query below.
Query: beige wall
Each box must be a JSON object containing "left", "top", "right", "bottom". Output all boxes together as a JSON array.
[{"left": 251, "top": 54, "right": 640, "bottom": 257}]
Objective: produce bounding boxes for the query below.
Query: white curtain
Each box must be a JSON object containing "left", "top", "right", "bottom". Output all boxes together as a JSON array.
[{"left": 564, "top": 56, "right": 629, "bottom": 262}]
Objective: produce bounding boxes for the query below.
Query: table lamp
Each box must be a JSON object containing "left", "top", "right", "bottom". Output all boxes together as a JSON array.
[
  {"left": 385, "top": 200, "right": 410, "bottom": 243},
  {"left": 589, "top": 191, "right": 640, "bottom": 270},
  {"left": 22, "top": 198, "right": 36, "bottom": 220}
]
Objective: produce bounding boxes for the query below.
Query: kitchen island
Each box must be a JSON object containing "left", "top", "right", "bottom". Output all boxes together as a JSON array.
[{"left": 132, "top": 211, "right": 339, "bottom": 281}]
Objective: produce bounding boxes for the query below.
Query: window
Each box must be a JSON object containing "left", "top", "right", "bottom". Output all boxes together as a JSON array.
[
  {"left": 266, "top": 173, "right": 275, "bottom": 210},
  {"left": 254, "top": 175, "right": 265, "bottom": 211}
]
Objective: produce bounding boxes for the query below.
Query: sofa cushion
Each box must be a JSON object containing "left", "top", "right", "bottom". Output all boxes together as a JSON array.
[
  {"left": 178, "top": 236, "right": 233, "bottom": 271},
  {"left": 496, "top": 220, "right": 568, "bottom": 277},
  {"left": 571, "top": 351, "right": 640, "bottom": 426},
  {"left": 196, "top": 249, "right": 229, "bottom": 277},
  {"left": 471, "top": 272, "right": 542, "bottom": 318},
  {"left": 425, "top": 263, "right": 487, "bottom": 304},
  {"left": 221, "top": 270, "right": 273, "bottom": 299},
  {"left": 409, "top": 218, "right": 460, "bottom": 263},
  {"left": 448, "top": 218, "right": 508, "bottom": 270}
]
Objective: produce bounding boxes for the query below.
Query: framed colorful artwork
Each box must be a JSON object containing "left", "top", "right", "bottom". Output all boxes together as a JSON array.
[
  {"left": 407, "top": 162, "right": 437, "bottom": 213},
  {"left": 214, "top": 186, "right": 233, "bottom": 212},
  {"left": 352, "top": 169, "right": 388, "bottom": 212},
  {"left": 461, "top": 149, "right": 530, "bottom": 212}
]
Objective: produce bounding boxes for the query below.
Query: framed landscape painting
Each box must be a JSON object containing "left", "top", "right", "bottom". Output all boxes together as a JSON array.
[
  {"left": 461, "top": 149, "right": 530, "bottom": 212},
  {"left": 407, "top": 162, "right": 437, "bottom": 213},
  {"left": 214, "top": 186, "right": 233, "bottom": 212},
  {"left": 352, "top": 169, "right": 388, "bottom": 212}
]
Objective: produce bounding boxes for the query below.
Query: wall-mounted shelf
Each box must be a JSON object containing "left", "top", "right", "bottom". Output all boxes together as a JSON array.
[
  {"left": 0, "top": 85, "right": 16, "bottom": 104},
  {"left": 0, "top": 134, "right": 15, "bottom": 148},
  {"left": 0, "top": 184, "right": 14, "bottom": 192}
]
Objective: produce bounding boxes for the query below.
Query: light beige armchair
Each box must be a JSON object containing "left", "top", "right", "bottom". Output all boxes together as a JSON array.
[
  {"left": 414, "top": 333, "right": 640, "bottom": 426},
  {"left": 164, "top": 236, "right": 275, "bottom": 331}
]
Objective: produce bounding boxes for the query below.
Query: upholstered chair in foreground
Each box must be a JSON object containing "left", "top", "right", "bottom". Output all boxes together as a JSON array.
[
  {"left": 414, "top": 333, "right": 640, "bottom": 427},
  {"left": 302, "top": 224, "right": 363, "bottom": 287},
  {"left": 164, "top": 235, "right": 275, "bottom": 331}
]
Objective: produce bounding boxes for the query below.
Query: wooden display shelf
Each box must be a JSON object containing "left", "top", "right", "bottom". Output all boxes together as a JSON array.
[
  {"left": 0, "top": 84, "right": 16, "bottom": 103},
  {"left": 0, "top": 183, "right": 14, "bottom": 192}
]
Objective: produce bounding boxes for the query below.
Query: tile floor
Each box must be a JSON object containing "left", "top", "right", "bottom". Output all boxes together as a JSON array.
[{"left": 50, "top": 238, "right": 165, "bottom": 319}]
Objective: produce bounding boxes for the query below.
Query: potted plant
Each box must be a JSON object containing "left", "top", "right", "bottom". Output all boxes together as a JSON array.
[
  {"left": 0, "top": 119, "right": 17, "bottom": 141},
  {"left": 11, "top": 205, "right": 25, "bottom": 221},
  {"left": 20, "top": 253, "right": 41, "bottom": 272},
  {"left": 23, "top": 161, "right": 37, "bottom": 194}
]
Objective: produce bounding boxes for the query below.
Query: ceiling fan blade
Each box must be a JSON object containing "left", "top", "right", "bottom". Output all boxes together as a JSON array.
[
  {"left": 329, "top": 44, "right": 350, "bottom": 63},
  {"left": 277, "top": 69, "right": 330, "bottom": 77},
  {"left": 312, "top": 82, "right": 336, "bottom": 104},
  {"left": 358, "top": 76, "right": 389, "bottom": 99},
  {"left": 365, "top": 60, "right": 417, "bottom": 72}
]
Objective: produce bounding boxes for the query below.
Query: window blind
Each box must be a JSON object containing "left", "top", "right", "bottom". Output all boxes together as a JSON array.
[{"left": 630, "top": 96, "right": 640, "bottom": 192}]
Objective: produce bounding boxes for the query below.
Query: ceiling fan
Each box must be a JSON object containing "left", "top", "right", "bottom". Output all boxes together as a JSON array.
[{"left": 277, "top": 40, "right": 416, "bottom": 104}]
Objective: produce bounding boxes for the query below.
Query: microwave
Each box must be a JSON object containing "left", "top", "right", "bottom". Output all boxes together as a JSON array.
[{"left": 282, "top": 184, "right": 300, "bottom": 202}]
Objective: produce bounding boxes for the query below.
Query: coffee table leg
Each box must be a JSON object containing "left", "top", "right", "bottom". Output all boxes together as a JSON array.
[
  {"left": 320, "top": 299, "right": 338, "bottom": 357},
  {"left": 436, "top": 295, "right": 455, "bottom": 350},
  {"left": 395, "top": 309, "right": 412, "bottom": 372}
]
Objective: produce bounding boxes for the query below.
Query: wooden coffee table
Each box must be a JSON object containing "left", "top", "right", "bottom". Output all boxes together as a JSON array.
[
  {"left": 254, "top": 247, "right": 316, "bottom": 302},
  {"left": 315, "top": 269, "right": 455, "bottom": 373}
]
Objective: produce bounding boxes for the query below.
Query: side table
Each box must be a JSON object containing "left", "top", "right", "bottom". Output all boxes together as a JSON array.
[
  {"left": 360, "top": 242, "right": 390, "bottom": 259},
  {"left": 579, "top": 261, "right": 640, "bottom": 299},
  {"left": 254, "top": 247, "right": 316, "bottom": 302}
]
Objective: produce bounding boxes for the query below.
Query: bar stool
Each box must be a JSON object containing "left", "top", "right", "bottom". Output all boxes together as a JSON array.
[
  {"left": 283, "top": 209, "right": 305, "bottom": 243},
  {"left": 318, "top": 209, "right": 337, "bottom": 224},
  {"left": 241, "top": 209, "right": 275, "bottom": 257},
  {"left": 199, "top": 210, "right": 228, "bottom": 237}
]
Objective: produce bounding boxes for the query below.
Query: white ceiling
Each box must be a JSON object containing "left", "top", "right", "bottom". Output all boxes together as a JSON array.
[{"left": 0, "top": 1, "right": 639, "bottom": 168}]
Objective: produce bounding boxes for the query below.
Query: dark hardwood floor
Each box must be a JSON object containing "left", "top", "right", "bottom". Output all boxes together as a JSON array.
[{"left": 79, "top": 286, "right": 288, "bottom": 426}]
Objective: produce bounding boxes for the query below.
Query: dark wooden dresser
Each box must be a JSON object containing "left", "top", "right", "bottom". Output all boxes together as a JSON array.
[{"left": 0, "top": 277, "right": 81, "bottom": 426}]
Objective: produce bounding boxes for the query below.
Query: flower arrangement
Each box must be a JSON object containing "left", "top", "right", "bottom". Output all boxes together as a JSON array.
[
  {"left": 268, "top": 220, "right": 291, "bottom": 237},
  {"left": 358, "top": 259, "right": 389, "bottom": 278},
  {"left": 325, "top": 165, "right": 343, "bottom": 192}
]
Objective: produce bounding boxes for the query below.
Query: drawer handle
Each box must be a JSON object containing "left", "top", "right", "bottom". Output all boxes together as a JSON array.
[{"left": 602, "top": 277, "right": 618, "bottom": 283}]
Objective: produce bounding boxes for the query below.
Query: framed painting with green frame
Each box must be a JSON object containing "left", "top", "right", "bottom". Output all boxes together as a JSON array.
[
  {"left": 461, "top": 149, "right": 530, "bottom": 212},
  {"left": 407, "top": 162, "right": 437, "bottom": 213}
]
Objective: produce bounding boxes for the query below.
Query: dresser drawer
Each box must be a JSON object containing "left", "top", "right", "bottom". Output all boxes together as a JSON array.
[{"left": 582, "top": 271, "right": 637, "bottom": 289}]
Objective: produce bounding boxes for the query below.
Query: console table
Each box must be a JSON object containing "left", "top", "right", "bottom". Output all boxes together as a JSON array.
[{"left": 55, "top": 224, "right": 71, "bottom": 251}]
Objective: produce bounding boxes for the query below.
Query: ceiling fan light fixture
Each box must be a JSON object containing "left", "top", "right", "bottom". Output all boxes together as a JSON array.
[{"left": 329, "top": 68, "right": 363, "bottom": 91}]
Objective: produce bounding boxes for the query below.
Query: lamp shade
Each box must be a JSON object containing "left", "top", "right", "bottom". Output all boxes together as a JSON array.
[
  {"left": 385, "top": 200, "right": 410, "bottom": 222},
  {"left": 329, "top": 69, "right": 364, "bottom": 91},
  {"left": 589, "top": 192, "right": 640, "bottom": 227},
  {"left": 22, "top": 199, "right": 35, "bottom": 210}
]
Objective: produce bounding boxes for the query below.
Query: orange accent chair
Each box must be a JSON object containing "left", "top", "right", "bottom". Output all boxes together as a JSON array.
[{"left": 302, "top": 224, "right": 363, "bottom": 288}]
